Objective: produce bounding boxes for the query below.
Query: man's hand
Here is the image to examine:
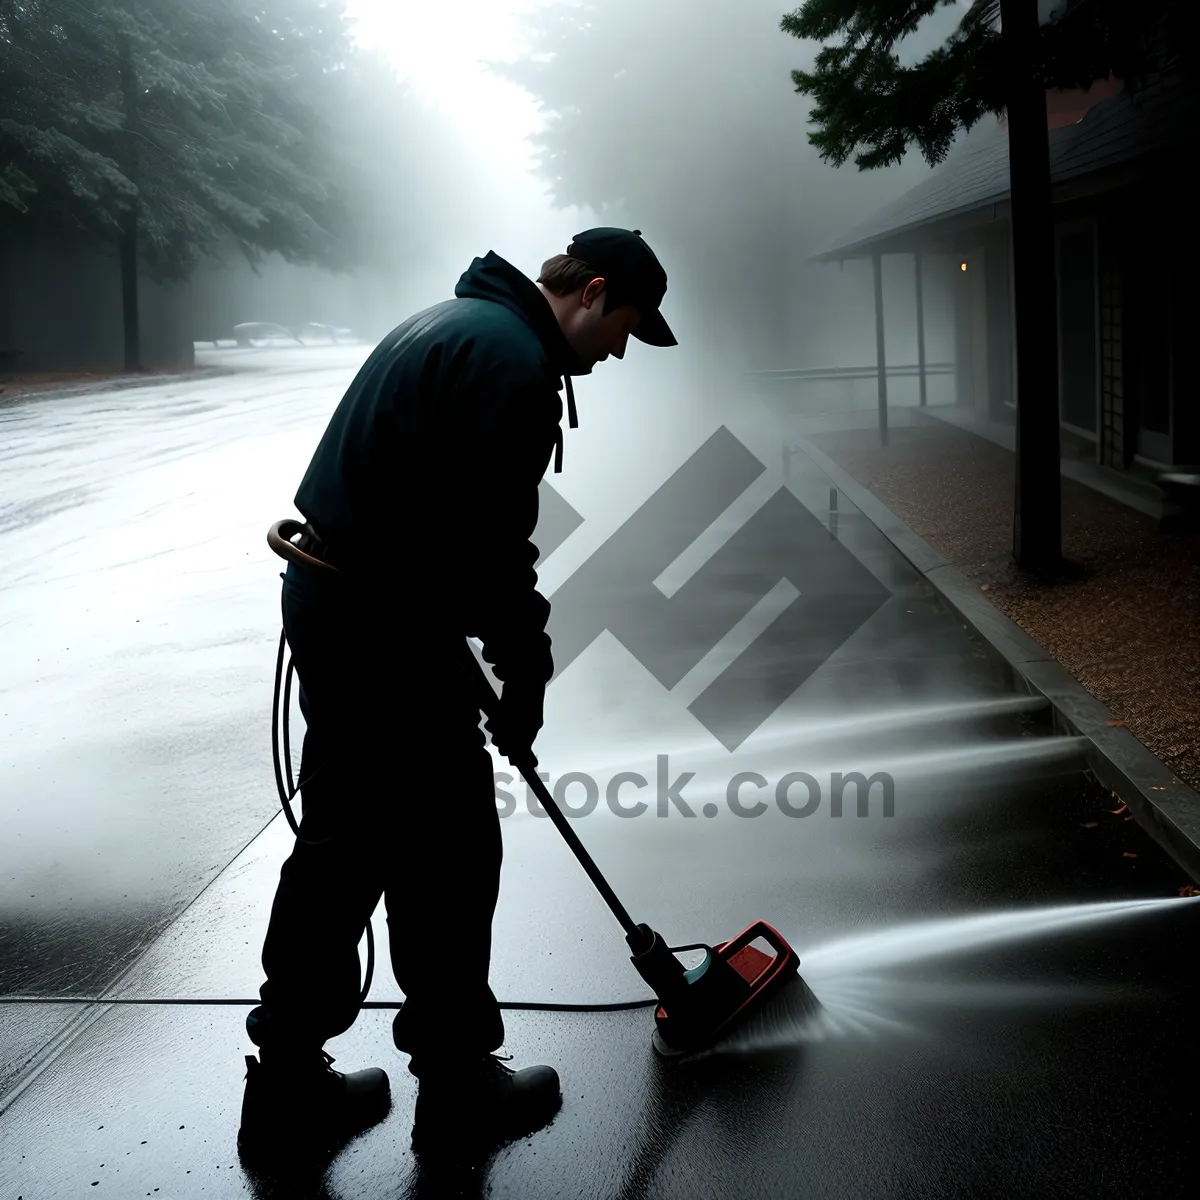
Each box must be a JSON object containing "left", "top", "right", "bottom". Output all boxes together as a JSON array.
[{"left": 484, "top": 675, "right": 545, "bottom": 769}]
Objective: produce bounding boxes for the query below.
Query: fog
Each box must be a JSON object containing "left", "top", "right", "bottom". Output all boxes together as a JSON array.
[
  {"left": 4, "top": 6, "right": 1198, "bottom": 1192},
  {"left": 185, "top": 0, "right": 975, "bottom": 387},
  {"left": 167, "top": 0, "right": 974, "bottom": 539},
  {"left": 0, "top": 0, "right": 1008, "bottom": 930}
]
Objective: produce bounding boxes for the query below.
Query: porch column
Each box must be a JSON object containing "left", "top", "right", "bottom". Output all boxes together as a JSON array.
[
  {"left": 873, "top": 250, "right": 888, "bottom": 445},
  {"left": 914, "top": 250, "right": 927, "bottom": 406}
]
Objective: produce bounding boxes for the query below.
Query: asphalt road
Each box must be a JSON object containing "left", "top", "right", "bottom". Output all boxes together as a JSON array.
[
  {"left": 1, "top": 347, "right": 375, "bottom": 999},
  {"left": 0, "top": 346, "right": 1197, "bottom": 1197}
]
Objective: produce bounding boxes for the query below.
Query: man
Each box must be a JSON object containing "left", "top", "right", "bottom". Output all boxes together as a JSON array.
[{"left": 237, "top": 228, "right": 676, "bottom": 1163}]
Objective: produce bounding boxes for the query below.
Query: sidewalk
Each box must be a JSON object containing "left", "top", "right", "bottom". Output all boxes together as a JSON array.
[{"left": 807, "top": 420, "right": 1200, "bottom": 794}]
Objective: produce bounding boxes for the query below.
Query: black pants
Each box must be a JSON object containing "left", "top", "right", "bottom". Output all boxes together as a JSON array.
[{"left": 247, "top": 562, "right": 505, "bottom": 1064}]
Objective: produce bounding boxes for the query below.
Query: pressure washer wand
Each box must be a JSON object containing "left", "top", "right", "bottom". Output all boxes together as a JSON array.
[
  {"left": 454, "top": 644, "right": 702, "bottom": 1017},
  {"left": 513, "top": 750, "right": 643, "bottom": 942},
  {"left": 447, "top": 638, "right": 710, "bottom": 1006},
  {"left": 455, "top": 642, "right": 691, "bottom": 1000},
  {"left": 454, "top": 640, "right": 643, "bottom": 941}
]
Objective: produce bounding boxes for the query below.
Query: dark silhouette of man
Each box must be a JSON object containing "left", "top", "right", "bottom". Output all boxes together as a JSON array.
[{"left": 237, "top": 229, "right": 677, "bottom": 1163}]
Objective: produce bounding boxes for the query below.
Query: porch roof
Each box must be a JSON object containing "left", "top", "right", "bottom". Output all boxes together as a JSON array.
[{"left": 811, "top": 79, "right": 1195, "bottom": 261}]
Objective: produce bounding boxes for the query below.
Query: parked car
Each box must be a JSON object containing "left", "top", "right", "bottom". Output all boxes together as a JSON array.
[
  {"left": 294, "top": 322, "right": 356, "bottom": 344},
  {"left": 232, "top": 322, "right": 304, "bottom": 348}
]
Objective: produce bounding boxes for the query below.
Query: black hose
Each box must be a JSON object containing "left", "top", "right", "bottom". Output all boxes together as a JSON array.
[
  {"left": 273, "top": 623, "right": 374, "bottom": 1003},
  {"left": 270, "top": 627, "right": 328, "bottom": 845},
  {"left": 0, "top": 995, "right": 659, "bottom": 1011}
]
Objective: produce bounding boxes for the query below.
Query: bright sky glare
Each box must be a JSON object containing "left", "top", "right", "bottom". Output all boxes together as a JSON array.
[
  {"left": 342, "top": 0, "right": 546, "bottom": 170},
  {"left": 341, "top": 0, "right": 595, "bottom": 274}
]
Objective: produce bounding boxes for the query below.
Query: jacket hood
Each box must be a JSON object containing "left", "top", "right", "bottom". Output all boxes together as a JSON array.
[
  {"left": 455, "top": 250, "right": 590, "bottom": 473},
  {"left": 455, "top": 251, "right": 592, "bottom": 380}
]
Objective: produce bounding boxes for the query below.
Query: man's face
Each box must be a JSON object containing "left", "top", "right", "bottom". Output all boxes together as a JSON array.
[{"left": 561, "top": 277, "right": 643, "bottom": 368}]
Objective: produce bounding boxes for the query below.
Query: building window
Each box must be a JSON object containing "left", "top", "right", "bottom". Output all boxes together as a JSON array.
[{"left": 1057, "top": 224, "right": 1100, "bottom": 438}]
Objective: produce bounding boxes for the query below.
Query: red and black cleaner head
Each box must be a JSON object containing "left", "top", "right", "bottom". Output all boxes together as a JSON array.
[{"left": 627, "top": 921, "right": 802, "bottom": 1058}]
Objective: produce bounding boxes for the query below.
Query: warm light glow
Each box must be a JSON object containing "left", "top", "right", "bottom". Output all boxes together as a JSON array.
[{"left": 960, "top": 262, "right": 968, "bottom": 271}]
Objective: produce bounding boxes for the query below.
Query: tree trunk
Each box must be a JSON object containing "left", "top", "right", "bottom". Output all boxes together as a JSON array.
[
  {"left": 119, "top": 37, "right": 142, "bottom": 373},
  {"left": 119, "top": 207, "right": 140, "bottom": 373},
  {"left": 1000, "top": 0, "right": 1062, "bottom": 571}
]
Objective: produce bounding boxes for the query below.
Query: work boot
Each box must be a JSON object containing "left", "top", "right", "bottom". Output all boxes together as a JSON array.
[
  {"left": 410, "top": 1053, "right": 561, "bottom": 1158},
  {"left": 237, "top": 1047, "right": 391, "bottom": 1163}
]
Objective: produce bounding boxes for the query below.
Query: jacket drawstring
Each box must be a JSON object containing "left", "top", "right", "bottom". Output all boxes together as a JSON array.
[
  {"left": 565, "top": 374, "right": 578, "bottom": 430},
  {"left": 553, "top": 374, "right": 578, "bottom": 474}
]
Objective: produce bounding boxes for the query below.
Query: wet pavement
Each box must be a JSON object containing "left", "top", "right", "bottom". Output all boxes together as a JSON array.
[
  {"left": 1, "top": 347, "right": 1198, "bottom": 1197},
  {"left": 0, "top": 349, "right": 375, "bottom": 1054}
]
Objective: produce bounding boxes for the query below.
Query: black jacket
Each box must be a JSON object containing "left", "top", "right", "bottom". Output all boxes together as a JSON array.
[{"left": 292, "top": 251, "right": 590, "bottom": 686}]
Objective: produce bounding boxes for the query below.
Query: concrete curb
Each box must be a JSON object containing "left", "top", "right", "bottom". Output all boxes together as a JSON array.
[{"left": 790, "top": 433, "right": 1200, "bottom": 884}]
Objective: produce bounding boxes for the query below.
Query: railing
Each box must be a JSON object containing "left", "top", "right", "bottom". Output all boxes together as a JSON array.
[
  {"left": 746, "top": 362, "right": 956, "bottom": 419},
  {"left": 747, "top": 362, "right": 954, "bottom": 382}
]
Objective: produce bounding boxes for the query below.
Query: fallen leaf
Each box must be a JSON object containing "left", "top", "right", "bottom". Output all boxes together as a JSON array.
[
  {"left": 1106, "top": 720, "right": 1125, "bottom": 728},
  {"left": 1110, "top": 801, "right": 1128, "bottom": 815},
  {"left": 980, "top": 584, "right": 990, "bottom": 592},
  {"left": 1080, "top": 822, "right": 1098, "bottom": 829},
  {"left": 1122, "top": 852, "right": 1138, "bottom": 859},
  {"left": 1179, "top": 886, "right": 1200, "bottom": 898},
  {"left": 1150, "top": 786, "right": 1166, "bottom": 791}
]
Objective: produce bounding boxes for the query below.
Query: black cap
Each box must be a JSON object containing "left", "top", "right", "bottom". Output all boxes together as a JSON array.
[{"left": 565, "top": 227, "right": 677, "bottom": 347}]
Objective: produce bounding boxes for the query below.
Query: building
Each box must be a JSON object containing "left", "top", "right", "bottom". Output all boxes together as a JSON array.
[{"left": 809, "top": 62, "right": 1198, "bottom": 490}]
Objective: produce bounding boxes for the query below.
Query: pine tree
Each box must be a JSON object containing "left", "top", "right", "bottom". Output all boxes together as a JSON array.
[
  {"left": 782, "top": 0, "right": 1195, "bottom": 171},
  {"left": 0, "top": 1, "right": 136, "bottom": 232},
  {"left": 1, "top": 0, "right": 357, "bottom": 368}
]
